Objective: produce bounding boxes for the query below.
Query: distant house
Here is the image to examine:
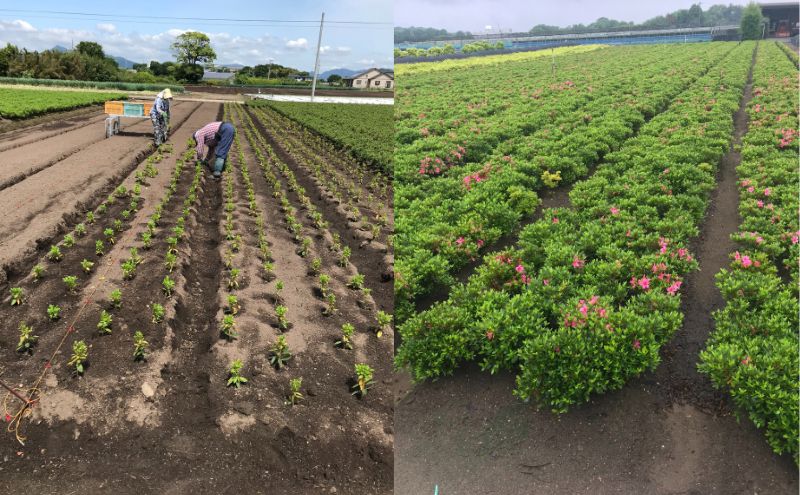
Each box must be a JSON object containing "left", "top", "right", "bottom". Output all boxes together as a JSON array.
[
  {"left": 203, "top": 71, "right": 235, "bottom": 82},
  {"left": 343, "top": 68, "right": 394, "bottom": 89}
]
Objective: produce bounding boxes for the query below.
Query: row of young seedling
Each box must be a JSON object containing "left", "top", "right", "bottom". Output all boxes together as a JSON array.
[
  {"left": 228, "top": 104, "right": 390, "bottom": 400},
  {"left": 249, "top": 106, "right": 391, "bottom": 246},
  {"left": 10, "top": 147, "right": 174, "bottom": 360},
  {"left": 64, "top": 142, "right": 203, "bottom": 376}
]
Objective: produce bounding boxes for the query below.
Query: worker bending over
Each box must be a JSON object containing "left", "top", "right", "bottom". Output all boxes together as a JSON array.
[
  {"left": 193, "top": 121, "right": 236, "bottom": 179},
  {"left": 150, "top": 88, "right": 173, "bottom": 145}
]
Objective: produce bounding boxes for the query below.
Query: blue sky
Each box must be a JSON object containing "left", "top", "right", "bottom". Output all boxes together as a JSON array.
[{"left": 0, "top": 0, "right": 392, "bottom": 71}]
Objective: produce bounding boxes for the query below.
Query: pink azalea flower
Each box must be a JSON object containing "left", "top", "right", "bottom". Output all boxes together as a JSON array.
[
  {"left": 734, "top": 251, "right": 742, "bottom": 262},
  {"left": 792, "top": 235, "right": 799, "bottom": 245},
  {"left": 589, "top": 295, "right": 599, "bottom": 305},
  {"left": 764, "top": 188, "right": 771, "bottom": 196},
  {"left": 515, "top": 264, "right": 525, "bottom": 274},
  {"left": 630, "top": 276, "right": 638, "bottom": 288},
  {"left": 741, "top": 255, "right": 753, "bottom": 268},
  {"left": 572, "top": 256, "right": 584, "bottom": 269},
  {"left": 747, "top": 186, "right": 755, "bottom": 193},
  {"left": 578, "top": 302, "right": 589, "bottom": 316},
  {"left": 477, "top": 239, "right": 484, "bottom": 248},
  {"left": 543, "top": 279, "right": 550, "bottom": 286},
  {"left": 638, "top": 276, "right": 650, "bottom": 290},
  {"left": 598, "top": 308, "right": 608, "bottom": 318},
  {"left": 626, "top": 230, "right": 631, "bottom": 237},
  {"left": 755, "top": 236, "right": 764, "bottom": 245},
  {"left": 456, "top": 237, "right": 465, "bottom": 246},
  {"left": 666, "top": 281, "right": 682, "bottom": 296},
  {"left": 766, "top": 203, "right": 774, "bottom": 211},
  {"left": 610, "top": 206, "right": 620, "bottom": 215},
  {"left": 757, "top": 200, "right": 764, "bottom": 208},
  {"left": 632, "top": 339, "right": 641, "bottom": 350},
  {"left": 552, "top": 217, "right": 559, "bottom": 224}
]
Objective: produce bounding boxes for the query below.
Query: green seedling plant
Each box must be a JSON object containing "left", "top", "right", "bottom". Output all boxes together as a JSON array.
[
  {"left": 220, "top": 314, "right": 237, "bottom": 340},
  {"left": 275, "top": 280, "right": 284, "bottom": 293},
  {"left": 86, "top": 211, "right": 95, "bottom": 224},
  {"left": 63, "top": 275, "right": 78, "bottom": 294},
  {"left": 336, "top": 323, "right": 355, "bottom": 350},
  {"left": 324, "top": 292, "right": 337, "bottom": 316},
  {"left": 298, "top": 237, "right": 312, "bottom": 257},
  {"left": 162, "top": 275, "right": 176, "bottom": 297},
  {"left": 81, "top": 259, "right": 94, "bottom": 274},
  {"left": 95, "top": 240, "right": 105, "bottom": 256},
  {"left": 376, "top": 311, "right": 392, "bottom": 338},
  {"left": 230, "top": 235, "right": 242, "bottom": 252},
  {"left": 47, "top": 304, "right": 61, "bottom": 321},
  {"left": 97, "top": 203, "right": 107, "bottom": 214},
  {"left": 165, "top": 252, "right": 177, "bottom": 272},
  {"left": 310, "top": 257, "right": 322, "bottom": 275},
  {"left": 121, "top": 259, "right": 137, "bottom": 280},
  {"left": 262, "top": 261, "right": 275, "bottom": 278},
  {"left": 152, "top": 303, "right": 165, "bottom": 323},
  {"left": 166, "top": 236, "right": 178, "bottom": 253},
  {"left": 48, "top": 245, "right": 63, "bottom": 262},
  {"left": 269, "top": 335, "right": 292, "bottom": 369},
  {"left": 141, "top": 231, "right": 153, "bottom": 249},
  {"left": 348, "top": 274, "right": 365, "bottom": 290},
  {"left": 275, "top": 305, "right": 289, "bottom": 331},
  {"left": 228, "top": 269, "right": 240, "bottom": 291},
  {"left": 133, "top": 331, "right": 148, "bottom": 361},
  {"left": 286, "top": 378, "right": 303, "bottom": 406},
  {"left": 223, "top": 249, "right": 234, "bottom": 269},
  {"left": 226, "top": 294, "right": 240, "bottom": 315},
  {"left": 104, "top": 228, "right": 115, "bottom": 245},
  {"left": 113, "top": 219, "right": 123, "bottom": 233},
  {"left": 62, "top": 233, "right": 75, "bottom": 248},
  {"left": 109, "top": 289, "right": 122, "bottom": 309},
  {"left": 16, "top": 322, "right": 37, "bottom": 353},
  {"left": 319, "top": 274, "right": 331, "bottom": 297},
  {"left": 32, "top": 264, "right": 44, "bottom": 281},
  {"left": 68, "top": 340, "right": 88, "bottom": 376},
  {"left": 339, "top": 246, "right": 351, "bottom": 267},
  {"left": 352, "top": 363, "right": 374, "bottom": 397},
  {"left": 129, "top": 247, "right": 143, "bottom": 265},
  {"left": 97, "top": 310, "right": 112, "bottom": 335},
  {"left": 9, "top": 287, "right": 23, "bottom": 306},
  {"left": 75, "top": 223, "right": 86, "bottom": 236},
  {"left": 227, "top": 359, "right": 248, "bottom": 388}
]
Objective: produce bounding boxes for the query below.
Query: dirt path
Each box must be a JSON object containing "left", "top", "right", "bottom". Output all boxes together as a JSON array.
[
  {"left": 0, "top": 102, "right": 200, "bottom": 284},
  {"left": 394, "top": 45, "right": 799, "bottom": 495}
]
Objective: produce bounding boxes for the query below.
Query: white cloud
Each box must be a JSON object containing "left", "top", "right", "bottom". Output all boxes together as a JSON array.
[
  {"left": 96, "top": 23, "right": 116, "bottom": 33},
  {"left": 285, "top": 37, "right": 308, "bottom": 50},
  {"left": 0, "top": 19, "right": 36, "bottom": 32}
]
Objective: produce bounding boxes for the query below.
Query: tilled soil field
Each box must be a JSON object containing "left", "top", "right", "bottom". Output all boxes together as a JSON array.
[{"left": 0, "top": 101, "right": 393, "bottom": 494}]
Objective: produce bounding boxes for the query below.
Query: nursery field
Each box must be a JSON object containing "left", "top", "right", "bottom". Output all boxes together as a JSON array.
[
  {"left": 0, "top": 98, "right": 393, "bottom": 494},
  {"left": 251, "top": 100, "right": 394, "bottom": 176},
  {"left": 0, "top": 87, "right": 125, "bottom": 119},
  {"left": 395, "top": 40, "right": 799, "bottom": 494}
]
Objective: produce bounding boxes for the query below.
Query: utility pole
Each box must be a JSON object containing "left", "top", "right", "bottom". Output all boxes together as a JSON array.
[{"left": 310, "top": 12, "right": 325, "bottom": 102}]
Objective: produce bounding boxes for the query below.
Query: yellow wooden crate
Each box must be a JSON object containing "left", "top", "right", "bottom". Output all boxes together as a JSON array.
[
  {"left": 104, "top": 101, "right": 124, "bottom": 115},
  {"left": 104, "top": 101, "right": 154, "bottom": 117}
]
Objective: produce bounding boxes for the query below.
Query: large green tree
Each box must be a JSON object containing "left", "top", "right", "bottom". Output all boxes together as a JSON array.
[
  {"left": 75, "top": 41, "right": 105, "bottom": 59},
  {"left": 740, "top": 3, "right": 763, "bottom": 40},
  {"left": 171, "top": 31, "right": 216, "bottom": 65}
]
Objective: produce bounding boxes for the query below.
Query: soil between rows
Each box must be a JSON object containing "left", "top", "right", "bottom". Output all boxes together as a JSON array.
[{"left": 394, "top": 44, "right": 799, "bottom": 495}]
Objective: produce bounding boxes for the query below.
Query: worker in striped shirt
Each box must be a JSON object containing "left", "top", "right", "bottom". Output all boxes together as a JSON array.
[
  {"left": 149, "top": 88, "right": 173, "bottom": 145},
  {"left": 192, "top": 121, "right": 236, "bottom": 179}
]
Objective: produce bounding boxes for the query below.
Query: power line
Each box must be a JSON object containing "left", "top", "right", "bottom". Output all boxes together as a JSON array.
[{"left": 0, "top": 8, "right": 391, "bottom": 25}]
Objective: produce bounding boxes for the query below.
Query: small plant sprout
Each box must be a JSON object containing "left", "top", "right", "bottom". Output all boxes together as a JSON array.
[
  {"left": 223, "top": 249, "right": 234, "bottom": 269},
  {"left": 269, "top": 335, "right": 292, "bottom": 369},
  {"left": 62, "top": 233, "right": 75, "bottom": 248},
  {"left": 109, "top": 289, "right": 122, "bottom": 309},
  {"left": 104, "top": 228, "right": 115, "bottom": 245},
  {"left": 348, "top": 274, "right": 365, "bottom": 290},
  {"left": 133, "top": 331, "right": 148, "bottom": 361},
  {"left": 336, "top": 323, "right": 355, "bottom": 350},
  {"left": 220, "top": 314, "right": 237, "bottom": 340},
  {"left": 16, "top": 322, "right": 38, "bottom": 353},
  {"left": 129, "top": 247, "right": 143, "bottom": 265},
  {"left": 339, "top": 246, "right": 351, "bottom": 267},
  {"left": 227, "top": 359, "right": 248, "bottom": 388},
  {"left": 75, "top": 223, "right": 88, "bottom": 237},
  {"left": 121, "top": 210, "right": 131, "bottom": 221},
  {"left": 32, "top": 264, "right": 45, "bottom": 281},
  {"left": 97, "top": 203, "right": 107, "bottom": 215},
  {"left": 68, "top": 340, "right": 88, "bottom": 375},
  {"left": 113, "top": 219, "right": 123, "bottom": 233},
  {"left": 319, "top": 274, "right": 331, "bottom": 296},
  {"left": 151, "top": 303, "right": 165, "bottom": 323},
  {"left": 97, "top": 310, "right": 112, "bottom": 335},
  {"left": 9, "top": 287, "right": 23, "bottom": 306},
  {"left": 230, "top": 234, "right": 242, "bottom": 252},
  {"left": 352, "top": 363, "right": 374, "bottom": 397},
  {"left": 359, "top": 287, "right": 372, "bottom": 305},
  {"left": 81, "top": 259, "right": 94, "bottom": 274},
  {"left": 286, "top": 378, "right": 303, "bottom": 406},
  {"left": 47, "top": 304, "right": 61, "bottom": 321},
  {"left": 310, "top": 257, "right": 322, "bottom": 275},
  {"left": 376, "top": 311, "right": 393, "bottom": 338},
  {"left": 63, "top": 275, "right": 78, "bottom": 294},
  {"left": 275, "top": 280, "right": 284, "bottom": 292},
  {"left": 95, "top": 239, "right": 105, "bottom": 256},
  {"left": 324, "top": 292, "right": 337, "bottom": 316},
  {"left": 86, "top": 211, "right": 95, "bottom": 224},
  {"left": 121, "top": 259, "right": 137, "bottom": 280},
  {"left": 226, "top": 294, "right": 240, "bottom": 315},
  {"left": 162, "top": 275, "right": 176, "bottom": 297},
  {"left": 165, "top": 251, "right": 178, "bottom": 272},
  {"left": 228, "top": 269, "right": 240, "bottom": 291},
  {"left": 48, "top": 245, "right": 63, "bottom": 262},
  {"left": 275, "top": 305, "right": 289, "bottom": 330},
  {"left": 141, "top": 231, "right": 153, "bottom": 249},
  {"left": 262, "top": 261, "right": 275, "bottom": 278},
  {"left": 298, "top": 237, "right": 312, "bottom": 257}
]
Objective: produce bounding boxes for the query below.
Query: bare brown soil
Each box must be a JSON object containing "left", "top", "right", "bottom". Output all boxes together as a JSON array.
[
  {"left": 394, "top": 45, "right": 799, "bottom": 495},
  {"left": 0, "top": 100, "right": 393, "bottom": 494}
]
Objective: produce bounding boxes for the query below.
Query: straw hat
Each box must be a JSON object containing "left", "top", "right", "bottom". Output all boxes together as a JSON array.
[{"left": 163, "top": 88, "right": 173, "bottom": 99}]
